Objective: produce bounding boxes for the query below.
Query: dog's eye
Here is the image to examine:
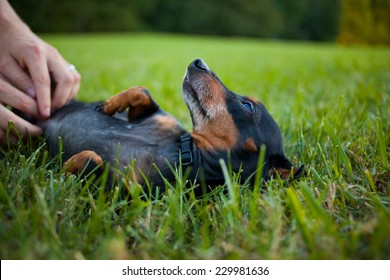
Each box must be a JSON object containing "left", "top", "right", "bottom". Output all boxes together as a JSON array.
[{"left": 241, "top": 101, "right": 253, "bottom": 112}]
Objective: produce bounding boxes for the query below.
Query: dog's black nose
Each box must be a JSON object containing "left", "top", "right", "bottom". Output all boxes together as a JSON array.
[{"left": 193, "top": 59, "right": 209, "bottom": 71}]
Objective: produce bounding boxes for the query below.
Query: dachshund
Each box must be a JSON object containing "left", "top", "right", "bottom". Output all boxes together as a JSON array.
[{"left": 42, "top": 59, "right": 303, "bottom": 193}]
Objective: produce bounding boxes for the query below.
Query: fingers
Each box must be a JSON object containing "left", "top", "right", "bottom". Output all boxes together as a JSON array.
[
  {"left": 0, "top": 103, "right": 42, "bottom": 145},
  {"left": 0, "top": 77, "right": 40, "bottom": 117},
  {"left": 0, "top": 104, "right": 42, "bottom": 134},
  {"left": 69, "top": 68, "right": 81, "bottom": 101},
  {"left": 49, "top": 57, "right": 81, "bottom": 111},
  {"left": 23, "top": 43, "right": 51, "bottom": 118},
  {"left": 0, "top": 56, "right": 35, "bottom": 97},
  {"left": 1, "top": 35, "right": 80, "bottom": 140},
  {"left": 25, "top": 44, "right": 81, "bottom": 114}
]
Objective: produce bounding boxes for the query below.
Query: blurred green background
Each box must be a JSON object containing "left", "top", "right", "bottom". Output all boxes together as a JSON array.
[{"left": 10, "top": 0, "right": 390, "bottom": 44}]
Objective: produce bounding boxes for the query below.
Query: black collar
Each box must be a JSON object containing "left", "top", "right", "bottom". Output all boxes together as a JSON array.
[
  {"left": 179, "top": 133, "right": 193, "bottom": 166},
  {"left": 179, "top": 133, "right": 225, "bottom": 185}
]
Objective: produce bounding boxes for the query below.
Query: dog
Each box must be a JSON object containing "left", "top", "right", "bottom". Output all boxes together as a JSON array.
[{"left": 42, "top": 59, "right": 303, "bottom": 192}]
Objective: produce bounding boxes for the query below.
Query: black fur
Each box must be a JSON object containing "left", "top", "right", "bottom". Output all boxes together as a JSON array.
[{"left": 40, "top": 59, "right": 302, "bottom": 193}]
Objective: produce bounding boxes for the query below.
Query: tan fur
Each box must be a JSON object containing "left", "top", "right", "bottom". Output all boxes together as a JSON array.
[
  {"left": 191, "top": 116, "right": 238, "bottom": 150},
  {"left": 155, "top": 115, "right": 182, "bottom": 134},
  {"left": 63, "top": 150, "right": 103, "bottom": 174},
  {"left": 244, "top": 138, "right": 258, "bottom": 153},
  {"left": 247, "top": 96, "right": 260, "bottom": 104}
]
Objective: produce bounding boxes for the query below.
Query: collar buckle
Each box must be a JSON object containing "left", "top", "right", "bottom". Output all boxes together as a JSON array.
[{"left": 179, "top": 133, "right": 193, "bottom": 166}]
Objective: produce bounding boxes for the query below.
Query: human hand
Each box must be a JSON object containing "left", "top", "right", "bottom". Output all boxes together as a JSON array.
[{"left": 0, "top": 0, "right": 80, "bottom": 145}]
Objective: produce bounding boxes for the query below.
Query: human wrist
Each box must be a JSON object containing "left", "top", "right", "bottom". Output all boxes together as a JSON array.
[
  {"left": 0, "top": 0, "right": 30, "bottom": 35},
  {"left": 0, "top": 0, "right": 17, "bottom": 25}
]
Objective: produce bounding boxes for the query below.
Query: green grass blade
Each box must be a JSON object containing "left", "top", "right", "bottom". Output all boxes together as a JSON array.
[
  {"left": 253, "top": 144, "right": 267, "bottom": 190},
  {"left": 286, "top": 188, "right": 313, "bottom": 249},
  {"left": 324, "top": 120, "right": 353, "bottom": 178},
  {"left": 375, "top": 117, "right": 389, "bottom": 169},
  {"left": 220, "top": 159, "right": 235, "bottom": 204}
]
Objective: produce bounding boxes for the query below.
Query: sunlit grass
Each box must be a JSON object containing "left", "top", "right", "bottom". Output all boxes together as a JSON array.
[{"left": 0, "top": 33, "right": 389, "bottom": 259}]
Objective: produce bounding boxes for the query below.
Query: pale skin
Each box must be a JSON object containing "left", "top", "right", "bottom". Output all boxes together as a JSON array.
[{"left": 0, "top": 0, "right": 80, "bottom": 145}]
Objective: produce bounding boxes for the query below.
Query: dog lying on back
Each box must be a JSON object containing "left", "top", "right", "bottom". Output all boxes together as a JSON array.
[{"left": 42, "top": 59, "right": 303, "bottom": 192}]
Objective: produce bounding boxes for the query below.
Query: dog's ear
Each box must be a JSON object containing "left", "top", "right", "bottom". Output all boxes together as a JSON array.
[{"left": 269, "top": 155, "right": 304, "bottom": 180}]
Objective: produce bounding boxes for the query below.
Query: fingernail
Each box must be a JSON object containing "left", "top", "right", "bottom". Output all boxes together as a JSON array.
[
  {"left": 26, "top": 87, "right": 36, "bottom": 98},
  {"left": 42, "top": 106, "right": 51, "bottom": 118}
]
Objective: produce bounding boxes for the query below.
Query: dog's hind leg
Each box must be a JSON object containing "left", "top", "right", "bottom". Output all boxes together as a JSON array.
[
  {"left": 63, "top": 150, "right": 104, "bottom": 176},
  {"left": 99, "top": 86, "right": 160, "bottom": 122}
]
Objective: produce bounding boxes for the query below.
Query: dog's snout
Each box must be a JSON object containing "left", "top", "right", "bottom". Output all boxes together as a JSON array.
[{"left": 193, "top": 59, "right": 209, "bottom": 71}]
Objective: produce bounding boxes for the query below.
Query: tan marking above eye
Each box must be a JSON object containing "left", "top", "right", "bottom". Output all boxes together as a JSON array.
[{"left": 246, "top": 96, "right": 260, "bottom": 104}]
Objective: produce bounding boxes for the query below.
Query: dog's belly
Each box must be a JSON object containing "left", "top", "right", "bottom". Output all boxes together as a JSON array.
[{"left": 43, "top": 101, "right": 185, "bottom": 179}]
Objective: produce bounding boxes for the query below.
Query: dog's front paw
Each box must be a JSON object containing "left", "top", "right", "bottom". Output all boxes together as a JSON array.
[
  {"left": 99, "top": 87, "right": 159, "bottom": 119},
  {"left": 102, "top": 96, "right": 127, "bottom": 115}
]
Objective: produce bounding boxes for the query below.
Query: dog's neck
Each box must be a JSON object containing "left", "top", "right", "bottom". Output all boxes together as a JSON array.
[{"left": 179, "top": 133, "right": 226, "bottom": 185}]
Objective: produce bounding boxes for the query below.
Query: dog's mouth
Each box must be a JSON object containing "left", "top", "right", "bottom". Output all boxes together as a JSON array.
[
  {"left": 182, "top": 59, "right": 226, "bottom": 129},
  {"left": 182, "top": 58, "right": 211, "bottom": 97}
]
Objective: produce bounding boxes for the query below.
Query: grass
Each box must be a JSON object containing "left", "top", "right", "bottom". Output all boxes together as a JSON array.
[{"left": 1, "top": 33, "right": 389, "bottom": 259}]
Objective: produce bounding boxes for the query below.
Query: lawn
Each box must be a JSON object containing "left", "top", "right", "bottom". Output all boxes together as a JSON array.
[{"left": 0, "top": 33, "right": 389, "bottom": 259}]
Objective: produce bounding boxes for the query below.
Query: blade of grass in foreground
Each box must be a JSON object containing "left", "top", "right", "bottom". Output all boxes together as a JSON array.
[
  {"left": 375, "top": 117, "right": 388, "bottom": 169},
  {"left": 299, "top": 184, "right": 339, "bottom": 240},
  {"left": 220, "top": 159, "right": 236, "bottom": 204},
  {"left": 324, "top": 120, "right": 353, "bottom": 179},
  {"left": 286, "top": 188, "right": 314, "bottom": 250}
]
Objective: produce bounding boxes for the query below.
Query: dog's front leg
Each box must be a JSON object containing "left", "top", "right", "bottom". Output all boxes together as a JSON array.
[{"left": 100, "top": 86, "right": 160, "bottom": 121}]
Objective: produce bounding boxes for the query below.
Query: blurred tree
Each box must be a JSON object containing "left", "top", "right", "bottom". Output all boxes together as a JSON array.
[
  {"left": 276, "top": 0, "right": 340, "bottom": 41},
  {"left": 9, "top": 0, "right": 346, "bottom": 42},
  {"left": 338, "top": 0, "right": 390, "bottom": 44},
  {"left": 305, "top": 0, "right": 341, "bottom": 41},
  {"left": 371, "top": 0, "right": 390, "bottom": 44},
  {"left": 276, "top": 0, "right": 310, "bottom": 39},
  {"left": 136, "top": 0, "right": 283, "bottom": 37},
  {"left": 10, "top": 0, "right": 144, "bottom": 32},
  {"left": 338, "top": 0, "right": 373, "bottom": 44}
]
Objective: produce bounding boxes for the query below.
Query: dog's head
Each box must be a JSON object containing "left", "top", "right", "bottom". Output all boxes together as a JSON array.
[{"left": 182, "top": 59, "right": 303, "bottom": 181}]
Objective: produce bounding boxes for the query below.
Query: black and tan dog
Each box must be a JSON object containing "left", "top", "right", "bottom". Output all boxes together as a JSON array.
[{"left": 42, "top": 59, "right": 303, "bottom": 191}]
